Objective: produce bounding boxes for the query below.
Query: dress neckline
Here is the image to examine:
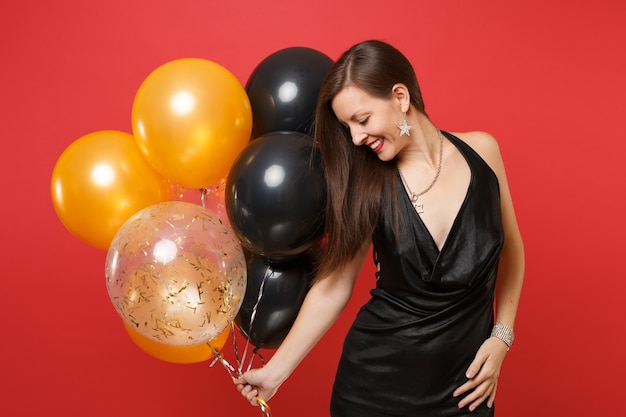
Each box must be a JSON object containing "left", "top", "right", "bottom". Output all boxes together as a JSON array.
[{"left": 397, "top": 132, "right": 473, "bottom": 253}]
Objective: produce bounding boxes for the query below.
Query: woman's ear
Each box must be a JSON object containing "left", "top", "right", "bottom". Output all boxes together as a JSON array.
[{"left": 392, "top": 83, "right": 411, "bottom": 112}]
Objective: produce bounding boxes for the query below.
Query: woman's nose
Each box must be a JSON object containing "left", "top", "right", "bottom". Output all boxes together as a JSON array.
[{"left": 351, "top": 129, "right": 368, "bottom": 146}]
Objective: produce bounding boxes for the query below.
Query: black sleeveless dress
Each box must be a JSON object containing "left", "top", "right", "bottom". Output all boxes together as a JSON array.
[{"left": 330, "top": 132, "right": 504, "bottom": 417}]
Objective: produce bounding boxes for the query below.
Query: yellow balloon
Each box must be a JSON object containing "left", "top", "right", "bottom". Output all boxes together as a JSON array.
[
  {"left": 123, "top": 321, "right": 231, "bottom": 364},
  {"left": 50, "top": 130, "right": 171, "bottom": 251},
  {"left": 132, "top": 58, "right": 252, "bottom": 189}
]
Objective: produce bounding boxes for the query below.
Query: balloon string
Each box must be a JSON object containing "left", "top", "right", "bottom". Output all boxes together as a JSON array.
[
  {"left": 207, "top": 341, "right": 272, "bottom": 417},
  {"left": 199, "top": 179, "right": 269, "bottom": 415},
  {"left": 230, "top": 321, "right": 244, "bottom": 375},
  {"left": 256, "top": 397, "right": 272, "bottom": 416},
  {"left": 248, "top": 346, "right": 266, "bottom": 373},
  {"left": 240, "top": 264, "right": 271, "bottom": 373},
  {"left": 200, "top": 188, "right": 208, "bottom": 208},
  {"left": 206, "top": 264, "right": 273, "bottom": 416},
  {"left": 207, "top": 341, "right": 238, "bottom": 379}
]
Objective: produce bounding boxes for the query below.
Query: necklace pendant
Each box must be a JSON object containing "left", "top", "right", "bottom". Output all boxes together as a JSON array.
[
  {"left": 411, "top": 193, "right": 424, "bottom": 213},
  {"left": 410, "top": 194, "right": 424, "bottom": 213}
]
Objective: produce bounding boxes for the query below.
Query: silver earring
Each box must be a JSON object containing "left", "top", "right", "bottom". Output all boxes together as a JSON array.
[{"left": 397, "top": 112, "right": 412, "bottom": 136}]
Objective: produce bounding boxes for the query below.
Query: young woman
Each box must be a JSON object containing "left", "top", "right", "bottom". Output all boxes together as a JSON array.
[{"left": 237, "top": 39, "right": 524, "bottom": 416}]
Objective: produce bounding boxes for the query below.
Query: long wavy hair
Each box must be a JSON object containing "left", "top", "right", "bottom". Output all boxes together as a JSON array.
[{"left": 313, "top": 40, "right": 427, "bottom": 280}]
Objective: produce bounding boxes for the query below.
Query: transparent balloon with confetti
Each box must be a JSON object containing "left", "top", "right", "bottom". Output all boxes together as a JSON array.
[{"left": 105, "top": 201, "right": 246, "bottom": 346}]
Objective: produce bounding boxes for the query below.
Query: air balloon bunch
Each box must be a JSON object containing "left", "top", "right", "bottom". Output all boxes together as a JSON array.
[{"left": 50, "top": 47, "right": 333, "bottom": 370}]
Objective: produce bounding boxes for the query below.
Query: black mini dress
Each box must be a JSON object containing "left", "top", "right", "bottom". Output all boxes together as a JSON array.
[{"left": 330, "top": 132, "right": 504, "bottom": 417}]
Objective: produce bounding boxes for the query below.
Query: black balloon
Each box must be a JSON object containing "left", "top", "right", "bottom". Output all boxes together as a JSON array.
[
  {"left": 225, "top": 131, "right": 326, "bottom": 261},
  {"left": 246, "top": 47, "right": 333, "bottom": 139},
  {"left": 235, "top": 249, "right": 319, "bottom": 349}
]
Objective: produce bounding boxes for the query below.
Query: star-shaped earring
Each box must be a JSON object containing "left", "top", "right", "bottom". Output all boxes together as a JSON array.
[{"left": 397, "top": 113, "right": 412, "bottom": 136}]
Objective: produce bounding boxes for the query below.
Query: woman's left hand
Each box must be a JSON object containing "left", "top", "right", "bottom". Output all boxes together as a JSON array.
[{"left": 453, "top": 337, "right": 509, "bottom": 411}]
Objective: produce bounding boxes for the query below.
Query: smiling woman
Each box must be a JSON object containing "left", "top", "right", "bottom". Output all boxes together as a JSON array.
[
  {"left": 4, "top": 1, "right": 625, "bottom": 416},
  {"left": 236, "top": 40, "right": 525, "bottom": 417}
]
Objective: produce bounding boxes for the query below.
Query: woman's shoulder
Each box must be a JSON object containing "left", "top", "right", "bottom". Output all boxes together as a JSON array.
[
  {"left": 449, "top": 130, "right": 503, "bottom": 169},
  {"left": 450, "top": 130, "right": 499, "bottom": 151}
]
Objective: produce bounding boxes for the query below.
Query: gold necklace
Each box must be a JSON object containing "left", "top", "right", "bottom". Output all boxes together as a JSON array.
[{"left": 397, "top": 129, "right": 443, "bottom": 214}]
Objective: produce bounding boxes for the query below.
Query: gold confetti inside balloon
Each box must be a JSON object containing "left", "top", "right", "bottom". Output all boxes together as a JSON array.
[{"left": 105, "top": 201, "right": 246, "bottom": 346}]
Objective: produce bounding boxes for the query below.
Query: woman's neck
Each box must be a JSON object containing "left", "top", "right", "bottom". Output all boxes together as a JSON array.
[{"left": 396, "top": 112, "right": 441, "bottom": 169}]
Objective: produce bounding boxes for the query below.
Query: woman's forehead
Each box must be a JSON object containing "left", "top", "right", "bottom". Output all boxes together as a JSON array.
[{"left": 332, "top": 86, "right": 387, "bottom": 119}]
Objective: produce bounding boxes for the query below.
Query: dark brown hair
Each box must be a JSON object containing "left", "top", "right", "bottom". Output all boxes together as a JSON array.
[{"left": 314, "top": 40, "right": 426, "bottom": 279}]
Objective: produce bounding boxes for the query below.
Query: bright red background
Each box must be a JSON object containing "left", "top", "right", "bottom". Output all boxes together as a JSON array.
[{"left": 2, "top": 1, "right": 625, "bottom": 416}]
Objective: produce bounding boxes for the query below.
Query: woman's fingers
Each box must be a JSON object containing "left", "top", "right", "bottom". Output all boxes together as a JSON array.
[
  {"left": 235, "top": 382, "right": 258, "bottom": 405},
  {"left": 453, "top": 361, "right": 497, "bottom": 410},
  {"left": 453, "top": 338, "right": 507, "bottom": 410},
  {"left": 456, "top": 378, "right": 494, "bottom": 411},
  {"left": 487, "top": 379, "right": 498, "bottom": 408},
  {"left": 235, "top": 368, "right": 280, "bottom": 407},
  {"left": 244, "top": 387, "right": 260, "bottom": 405}
]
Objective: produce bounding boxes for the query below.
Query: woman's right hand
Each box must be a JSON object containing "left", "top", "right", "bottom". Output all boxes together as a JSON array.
[
  {"left": 235, "top": 366, "right": 282, "bottom": 407},
  {"left": 235, "top": 240, "right": 372, "bottom": 408}
]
